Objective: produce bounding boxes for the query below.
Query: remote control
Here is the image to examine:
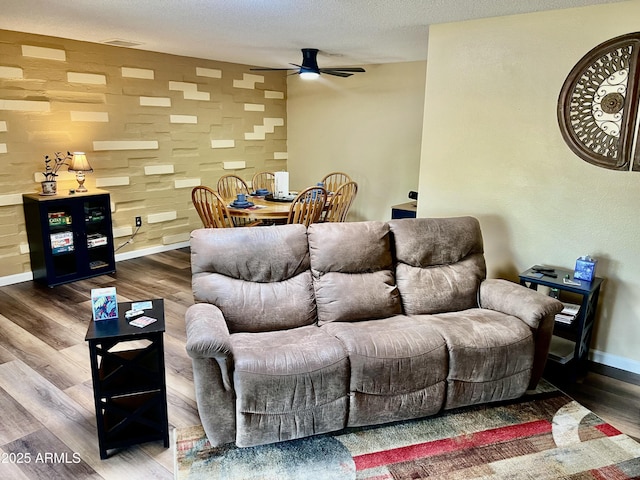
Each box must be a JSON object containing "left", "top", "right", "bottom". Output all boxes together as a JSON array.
[
  {"left": 125, "top": 309, "right": 145, "bottom": 319},
  {"left": 532, "top": 265, "right": 555, "bottom": 273}
]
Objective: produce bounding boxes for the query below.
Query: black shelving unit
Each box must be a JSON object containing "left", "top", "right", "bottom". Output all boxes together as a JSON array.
[
  {"left": 85, "top": 299, "right": 169, "bottom": 459},
  {"left": 22, "top": 190, "right": 115, "bottom": 286},
  {"left": 519, "top": 267, "right": 604, "bottom": 382}
]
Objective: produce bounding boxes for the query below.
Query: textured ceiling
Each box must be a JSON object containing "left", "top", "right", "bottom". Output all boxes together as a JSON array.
[{"left": 0, "top": 0, "right": 624, "bottom": 69}]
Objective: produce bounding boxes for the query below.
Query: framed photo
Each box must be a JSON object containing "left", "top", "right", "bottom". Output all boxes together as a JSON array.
[{"left": 91, "top": 287, "right": 118, "bottom": 321}]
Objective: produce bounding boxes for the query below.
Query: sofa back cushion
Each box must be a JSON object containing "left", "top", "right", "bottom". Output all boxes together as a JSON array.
[
  {"left": 190, "top": 224, "right": 316, "bottom": 333},
  {"left": 389, "top": 217, "right": 486, "bottom": 315},
  {"left": 308, "top": 221, "right": 402, "bottom": 325}
]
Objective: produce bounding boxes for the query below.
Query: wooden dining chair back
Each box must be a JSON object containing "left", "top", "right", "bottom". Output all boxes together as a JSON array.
[
  {"left": 323, "top": 181, "right": 358, "bottom": 222},
  {"left": 251, "top": 171, "right": 275, "bottom": 193},
  {"left": 321, "top": 171, "right": 351, "bottom": 194},
  {"left": 287, "top": 186, "right": 328, "bottom": 227},
  {"left": 217, "top": 174, "right": 250, "bottom": 199},
  {"left": 192, "top": 186, "right": 234, "bottom": 228}
]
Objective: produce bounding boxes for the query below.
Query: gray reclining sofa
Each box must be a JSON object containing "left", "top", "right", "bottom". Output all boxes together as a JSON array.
[{"left": 185, "top": 217, "right": 562, "bottom": 447}]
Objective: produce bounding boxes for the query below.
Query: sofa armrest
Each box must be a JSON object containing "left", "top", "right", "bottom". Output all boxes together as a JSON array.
[
  {"left": 479, "top": 279, "right": 563, "bottom": 329},
  {"left": 479, "top": 279, "right": 563, "bottom": 389},
  {"left": 185, "top": 303, "right": 233, "bottom": 390}
]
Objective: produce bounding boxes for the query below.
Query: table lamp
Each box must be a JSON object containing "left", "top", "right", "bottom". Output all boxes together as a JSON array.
[{"left": 68, "top": 152, "right": 93, "bottom": 192}]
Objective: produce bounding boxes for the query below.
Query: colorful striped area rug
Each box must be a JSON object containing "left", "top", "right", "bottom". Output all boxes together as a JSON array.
[{"left": 174, "top": 381, "right": 640, "bottom": 479}]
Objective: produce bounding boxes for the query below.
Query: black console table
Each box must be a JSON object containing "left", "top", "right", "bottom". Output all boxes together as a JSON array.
[
  {"left": 519, "top": 267, "right": 603, "bottom": 382},
  {"left": 85, "top": 298, "right": 169, "bottom": 459}
]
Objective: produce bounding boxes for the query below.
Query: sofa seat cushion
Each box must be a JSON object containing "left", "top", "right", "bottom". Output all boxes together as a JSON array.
[
  {"left": 230, "top": 325, "right": 349, "bottom": 447},
  {"left": 322, "top": 315, "right": 448, "bottom": 427},
  {"left": 424, "top": 309, "right": 534, "bottom": 410}
]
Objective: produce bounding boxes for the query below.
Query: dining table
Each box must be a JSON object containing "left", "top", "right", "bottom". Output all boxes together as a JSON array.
[
  {"left": 226, "top": 191, "right": 333, "bottom": 221},
  {"left": 226, "top": 194, "right": 295, "bottom": 221}
]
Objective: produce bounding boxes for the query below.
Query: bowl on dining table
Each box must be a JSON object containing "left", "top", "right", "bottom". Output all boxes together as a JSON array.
[{"left": 230, "top": 199, "right": 253, "bottom": 208}]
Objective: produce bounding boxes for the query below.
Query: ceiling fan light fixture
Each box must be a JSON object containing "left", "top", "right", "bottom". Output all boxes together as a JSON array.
[
  {"left": 299, "top": 69, "right": 320, "bottom": 80},
  {"left": 299, "top": 48, "right": 321, "bottom": 79}
]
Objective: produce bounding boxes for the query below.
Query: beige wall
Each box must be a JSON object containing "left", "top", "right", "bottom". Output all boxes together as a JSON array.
[
  {"left": 0, "top": 29, "right": 286, "bottom": 281},
  {"left": 4, "top": 4, "right": 637, "bottom": 372},
  {"left": 419, "top": 1, "right": 640, "bottom": 371},
  {"left": 287, "top": 62, "right": 426, "bottom": 221}
]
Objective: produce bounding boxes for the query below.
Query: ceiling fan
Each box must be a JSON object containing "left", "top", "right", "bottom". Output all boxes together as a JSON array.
[{"left": 250, "top": 48, "right": 365, "bottom": 79}]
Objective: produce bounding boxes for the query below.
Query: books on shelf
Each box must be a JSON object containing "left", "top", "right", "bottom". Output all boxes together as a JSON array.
[
  {"left": 50, "top": 231, "right": 74, "bottom": 254},
  {"left": 555, "top": 302, "right": 580, "bottom": 325},
  {"left": 48, "top": 211, "right": 72, "bottom": 226},
  {"left": 548, "top": 335, "right": 575, "bottom": 364},
  {"left": 85, "top": 208, "right": 105, "bottom": 223},
  {"left": 89, "top": 260, "right": 109, "bottom": 270},
  {"left": 87, "top": 233, "right": 108, "bottom": 248}
]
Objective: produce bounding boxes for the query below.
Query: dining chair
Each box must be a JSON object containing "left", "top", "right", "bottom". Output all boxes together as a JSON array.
[
  {"left": 321, "top": 171, "right": 351, "bottom": 194},
  {"left": 323, "top": 181, "right": 358, "bottom": 222},
  {"left": 191, "top": 186, "right": 234, "bottom": 228},
  {"left": 251, "top": 171, "right": 275, "bottom": 193},
  {"left": 287, "top": 186, "right": 328, "bottom": 227},
  {"left": 217, "top": 174, "right": 250, "bottom": 200}
]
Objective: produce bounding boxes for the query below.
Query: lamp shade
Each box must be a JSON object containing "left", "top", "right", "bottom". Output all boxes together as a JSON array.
[{"left": 68, "top": 152, "right": 93, "bottom": 172}]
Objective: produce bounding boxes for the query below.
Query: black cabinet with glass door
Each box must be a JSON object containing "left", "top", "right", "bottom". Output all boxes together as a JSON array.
[{"left": 23, "top": 190, "right": 116, "bottom": 286}]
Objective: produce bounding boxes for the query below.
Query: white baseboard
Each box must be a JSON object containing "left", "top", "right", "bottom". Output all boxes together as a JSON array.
[
  {"left": 0, "top": 271, "right": 33, "bottom": 287},
  {"left": 114, "top": 241, "right": 190, "bottom": 262},
  {"left": 0, "top": 241, "right": 190, "bottom": 287},
  {"left": 589, "top": 349, "right": 640, "bottom": 376}
]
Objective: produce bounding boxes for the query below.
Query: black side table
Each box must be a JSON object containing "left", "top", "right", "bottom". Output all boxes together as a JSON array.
[
  {"left": 519, "top": 267, "right": 603, "bottom": 382},
  {"left": 85, "top": 298, "right": 169, "bottom": 459},
  {"left": 391, "top": 201, "right": 417, "bottom": 219}
]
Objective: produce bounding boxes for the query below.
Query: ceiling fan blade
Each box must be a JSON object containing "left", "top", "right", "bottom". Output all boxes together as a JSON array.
[
  {"left": 250, "top": 67, "right": 297, "bottom": 71},
  {"left": 322, "top": 67, "right": 366, "bottom": 73},
  {"left": 321, "top": 70, "right": 353, "bottom": 78}
]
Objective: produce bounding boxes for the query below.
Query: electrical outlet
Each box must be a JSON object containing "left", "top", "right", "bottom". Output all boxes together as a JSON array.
[{"left": 135, "top": 216, "right": 142, "bottom": 227}]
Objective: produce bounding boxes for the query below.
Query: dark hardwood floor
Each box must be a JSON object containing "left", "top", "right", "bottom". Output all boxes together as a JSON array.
[
  {"left": 0, "top": 248, "right": 638, "bottom": 479},
  {"left": 0, "top": 248, "right": 197, "bottom": 480},
  {"left": 553, "top": 364, "right": 640, "bottom": 442}
]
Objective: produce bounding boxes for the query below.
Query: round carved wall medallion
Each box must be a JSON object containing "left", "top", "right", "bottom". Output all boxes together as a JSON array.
[{"left": 557, "top": 32, "right": 640, "bottom": 171}]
